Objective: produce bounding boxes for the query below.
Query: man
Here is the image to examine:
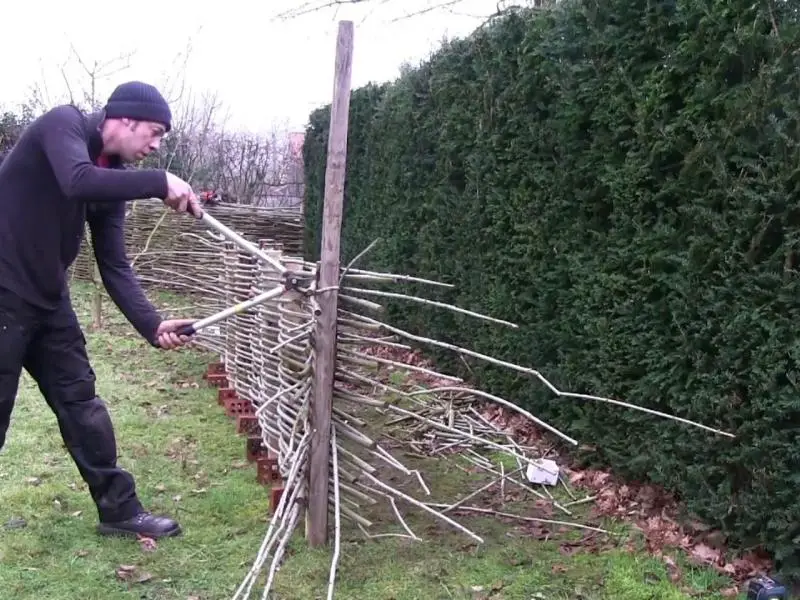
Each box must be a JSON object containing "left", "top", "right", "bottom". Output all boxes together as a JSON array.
[{"left": 0, "top": 81, "right": 203, "bottom": 539}]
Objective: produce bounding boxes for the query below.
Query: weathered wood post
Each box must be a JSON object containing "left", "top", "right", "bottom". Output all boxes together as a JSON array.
[{"left": 307, "top": 19, "right": 355, "bottom": 548}]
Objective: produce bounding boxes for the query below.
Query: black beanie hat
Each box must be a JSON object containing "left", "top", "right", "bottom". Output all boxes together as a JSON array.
[{"left": 104, "top": 81, "right": 172, "bottom": 132}]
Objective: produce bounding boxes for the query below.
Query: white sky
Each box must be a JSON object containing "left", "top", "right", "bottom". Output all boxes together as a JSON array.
[{"left": 1, "top": 0, "right": 500, "bottom": 134}]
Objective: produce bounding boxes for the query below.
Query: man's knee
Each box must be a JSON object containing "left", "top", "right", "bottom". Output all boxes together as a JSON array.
[
  {"left": 48, "top": 378, "right": 110, "bottom": 433},
  {"left": 54, "top": 378, "right": 97, "bottom": 406},
  {"left": 56, "top": 387, "right": 118, "bottom": 463}
]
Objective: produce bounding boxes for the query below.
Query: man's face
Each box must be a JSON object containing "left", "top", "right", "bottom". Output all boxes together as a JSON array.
[{"left": 117, "top": 119, "right": 167, "bottom": 162}]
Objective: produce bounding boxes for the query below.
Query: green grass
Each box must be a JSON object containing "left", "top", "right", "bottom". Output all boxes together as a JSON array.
[{"left": 0, "top": 284, "right": 744, "bottom": 599}]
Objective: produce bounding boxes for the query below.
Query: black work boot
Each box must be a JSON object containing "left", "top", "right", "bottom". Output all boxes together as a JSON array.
[{"left": 97, "top": 511, "right": 181, "bottom": 539}]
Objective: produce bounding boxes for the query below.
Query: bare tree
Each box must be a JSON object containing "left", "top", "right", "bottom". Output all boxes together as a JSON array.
[
  {"left": 153, "top": 36, "right": 200, "bottom": 109},
  {"left": 271, "top": 0, "right": 547, "bottom": 21},
  {"left": 202, "top": 126, "right": 302, "bottom": 206},
  {"left": 141, "top": 88, "right": 227, "bottom": 182},
  {"left": 64, "top": 45, "right": 135, "bottom": 110},
  {"left": 0, "top": 108, "right": 34, "bottom": 156},
  {"left": 23, "top": 46, "right": 134, "bottom": 116}
]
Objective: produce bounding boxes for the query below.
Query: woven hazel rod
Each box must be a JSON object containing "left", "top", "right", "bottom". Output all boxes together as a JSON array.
[
  {"left": 232, "top": 442, "right": 307, "bottom": 598},
  {"left": 131, "top": 249, "right": 223, "bottom": 263},
  {"left": 134, "top": 263, "right": 222, "bottom": 281},
  {"left": 336, "top": 316, "right": 382, "bottom": 331},
  {"left": 338, "top": 268, "right": 454, "bottom": 288},
  {"left": 264, "top": 395, "right": 376, "bottom": 451},
  {"left": 135, "top": 275, "right": 222, "bottom": 298},
  {"left": 405, "top": 387, "right": 578, "bottom": 446},
  {"left": 355, "top": 474, "right": 483, "bottom": 543},
  {"left": 233, "top": 437, "right": 310, "bottom": 600},
  {"left": 339, "top": 294, "right": 385, "bottom": 313},
  {"left": 457, "top": 453, "right": 574, "bottom": 516},
  {"left": 341, "top": 285, "right": 518, "bottom": 329},
  {"left": 338, "top": 347, "right": 463, "bottom": 383},
  {"left": 253, "top": 256, "right": 281, "bottom": 412},
  {"left": 332, "top": 389, "right": 387, "bottom": 408},
  {"left": 344, "top": 311, "right": 735, "bottom": 438},
  {"left": 337, "top": 334, "right": 411, "bottom": 351},
  {"left": 255, "top": 399, "right": 420, "bottom": 516},
  {"left": 385, "top": 404, "right": 544, "bottom": 466},
  {"left": 440, "top": 466, "right": 527, "bottom": 514},
  {"left": 334, "top": 368, "right": 418, "bottom": 402}
]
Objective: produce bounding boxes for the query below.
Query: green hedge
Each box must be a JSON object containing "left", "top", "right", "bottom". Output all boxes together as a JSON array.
[{"left": 304, "top": 0, "right": 800, "bottom": 576}]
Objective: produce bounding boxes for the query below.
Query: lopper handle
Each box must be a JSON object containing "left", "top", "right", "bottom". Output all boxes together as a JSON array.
[{"left": 175, "top": 323, "right": 197, "bottom": 337}]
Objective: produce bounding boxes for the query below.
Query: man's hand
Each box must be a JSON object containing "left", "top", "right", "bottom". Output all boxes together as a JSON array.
[
  {"left": 164, "top": 173, "right": 203, "bottom": 218},
  {"left": 155, "top": 318, "right": 196, "bottom": 350}
]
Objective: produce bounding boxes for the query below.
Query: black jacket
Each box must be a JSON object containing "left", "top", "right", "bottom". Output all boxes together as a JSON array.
[{"left": 0, "top": 104, "right": 169, "bottom": 345}]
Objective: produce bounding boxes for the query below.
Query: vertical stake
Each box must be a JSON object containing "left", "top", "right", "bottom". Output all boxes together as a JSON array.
[{"left": 307, "top": 19, "right": 354, "bottom": 548}]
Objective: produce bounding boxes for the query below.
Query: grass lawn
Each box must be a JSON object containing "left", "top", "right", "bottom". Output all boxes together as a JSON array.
[{"left": 0, "top": 283, "right": 744, "bottom": 599}]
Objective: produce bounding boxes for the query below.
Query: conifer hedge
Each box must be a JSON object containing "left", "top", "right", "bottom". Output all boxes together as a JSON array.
[{"left": 304, "top": 0, "right": 800, "bottom": 574}]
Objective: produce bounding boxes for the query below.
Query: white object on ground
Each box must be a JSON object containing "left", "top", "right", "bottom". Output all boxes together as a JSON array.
[{"left": 525, "top": 458, "right": 560, "bottom": 486}]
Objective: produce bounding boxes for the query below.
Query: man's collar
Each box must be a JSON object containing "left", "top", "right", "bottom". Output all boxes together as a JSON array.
[{"left": 85, "top": 109, "right": 122, "bottom": 168}]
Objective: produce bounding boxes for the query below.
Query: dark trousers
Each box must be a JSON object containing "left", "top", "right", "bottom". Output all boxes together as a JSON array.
[{"left": 0, "top": 286, "right": 143, "bottom": 523}]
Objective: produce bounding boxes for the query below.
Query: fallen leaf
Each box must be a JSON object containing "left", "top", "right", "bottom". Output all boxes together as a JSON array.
[
  {"left": 137, "top": 535, "right": 157, "bottom": 553},
  {"left": 25, "top": 477, "right": 41, "bottom": 486},
  {"left": 720, "top": 586, "right": 739, "bottom": 597},
  {"left": 116, "top": 565, "right": 136, "bottom": 578},
  {"left": 690, "top": 543, "right": 720, "bottom": 565},
  {"left": 115, "top": 564, "right": 152, "bottom": 584}
]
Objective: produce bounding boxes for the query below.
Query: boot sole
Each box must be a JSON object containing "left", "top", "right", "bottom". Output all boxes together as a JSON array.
[{"left": 96, "top": 523, "right": 182, "bottom": 539}]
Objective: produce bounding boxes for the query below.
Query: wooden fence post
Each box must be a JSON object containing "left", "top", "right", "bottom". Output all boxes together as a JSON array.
[{"left": 307, "top": 19, "right": 355, "bottom": 548}]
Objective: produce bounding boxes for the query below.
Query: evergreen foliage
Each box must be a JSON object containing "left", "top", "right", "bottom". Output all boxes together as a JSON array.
[{"left": 304, "top": 0, "right": 800, "bottom": 575}]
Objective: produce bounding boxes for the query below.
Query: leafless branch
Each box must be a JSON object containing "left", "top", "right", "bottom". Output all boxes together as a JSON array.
[{"left": 273, "top": 0, "right": 551, "bottom": 21}]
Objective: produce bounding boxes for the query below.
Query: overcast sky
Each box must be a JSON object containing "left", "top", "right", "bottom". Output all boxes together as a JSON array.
[{"left": 2, "top": 0, "right": 501, "bottom": 134}]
